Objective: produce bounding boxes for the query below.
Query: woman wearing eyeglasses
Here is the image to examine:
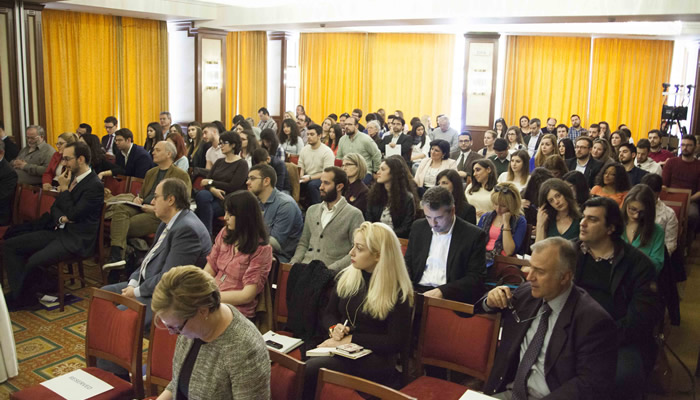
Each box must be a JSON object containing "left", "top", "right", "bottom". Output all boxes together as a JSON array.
[
  {"left": 477, "top": 182, "right": 527, "bottom": 267},
  {"left": 303, "top": 222, "right": 414, "bottom": 399},
  {"left": 151, "top": 265, "right": 270, "bottom": 400},
  {"left": 535, "top": 178, "right": 581, "bottom": 242},
  {"left": 342, "top": 153, "right": 369, "bottom": 214},
  {"left": 590, "top": 163, "right": 630, "bottom": 207},
  {"left": 621, "top": 185, "right": 665, "bottom": 274},
  {"left": 195, "top": 131, "right": 249, "bottom": 236},
  {"left": 42, "top": 132, "right": 78, "bottom": 190}
]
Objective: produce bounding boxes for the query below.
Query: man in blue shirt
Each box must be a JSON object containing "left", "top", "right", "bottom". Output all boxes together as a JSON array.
[{"left": 247, "top": 164, "right": 303, "bottom": 262}]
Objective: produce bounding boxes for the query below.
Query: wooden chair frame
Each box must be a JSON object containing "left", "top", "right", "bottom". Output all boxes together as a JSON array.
[
  {"left": 12, "top": 183, "right": 41, "bottom": 224},
  {"left": 269, "top": 348, "right": 306, "bottom": 400},
  {"left": 86, "top": 288, "right": 146, "bottom": 399},
  {"left": 315, "top": 368, "right": 416, "bottom": 400},
  {"left": 145, "top": 319, "right": 178, "bottom": 397},
  {"left": 661, "top": 200, "right": 684, "bottom": 248},
  {"left": 274, "top": 263, "right": 293, "bottom": 329},
  {"left": 416, "top": 296, "right": 500, "bottom": 382}
]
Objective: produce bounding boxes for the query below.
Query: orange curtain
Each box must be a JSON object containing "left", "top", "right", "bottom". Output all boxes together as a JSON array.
[
  {"left": 225, "top": 31, "right": 266, "bottom": 124},
  {"left": 589, "top": 38, "right": 673, "bottom": 142},
  {"left": 502, "top": 36, "right": 592, "bottom": 129},
  {"left": 225, "top": 32, "right": 239, "bottom": 127},
  {"left": 42, "top": 10, "right": 118, "bottom": 145}
]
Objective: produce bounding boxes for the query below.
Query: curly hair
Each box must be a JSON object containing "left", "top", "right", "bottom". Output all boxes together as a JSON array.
[
  {"left": 368, "top": 156, "right": 417, "bottom": 220},
  {"left": 596, "top": 162, "right": 631, "bottom": 193}
]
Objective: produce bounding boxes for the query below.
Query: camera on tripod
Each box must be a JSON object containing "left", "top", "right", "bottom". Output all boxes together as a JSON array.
[{"left": 661, "top": 83, "right": 694, "bottom": 138}]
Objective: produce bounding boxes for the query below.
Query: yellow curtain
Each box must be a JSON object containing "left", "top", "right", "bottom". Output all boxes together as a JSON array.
[
  {"left": 225, "top": 32, "right": 240, "bottom": 127},
  {"left": 299, "top": 33, "right": 368, "bottom": 123},
  {"left": 589, "top": 38, "right": 673, "bottom": 142},
  {"left": 119, "top": 17, "right": 168, "bottom": 146},
  {"left": 42, "top": 10, "right": 118, "bottom": 145},
  {"left": 502, "top": 36, "right": 591, "bottom": 129},
  {"left": 366, "top": 33, "right": 455, "bottom": 123}
]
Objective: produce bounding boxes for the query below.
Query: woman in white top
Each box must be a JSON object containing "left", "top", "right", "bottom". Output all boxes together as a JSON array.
[
  {"left": 280, "top": 119, "right": 305, "bottom": 156},
  {"left": 409, "top": 123, "right": 431, "bottom": 168},
  {"left": 414, "top": 139, "right": 457, "bottom": 193},
  {"left": 505, "top": 126, "right": 525, "bottom": 155},
  {"left": 477, "top": 130, "right": 497, "bottom": 158},
  {"left": 465, "top": 158, "right": 498, "bottom": 219},
  {"left": 498, "top": 149, "right": 530, "bottom": 192}
]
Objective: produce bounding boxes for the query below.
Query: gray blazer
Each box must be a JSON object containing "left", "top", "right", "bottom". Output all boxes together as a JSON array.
[
  {"left": 290, "top": 196, "right": 364, "bottom": 271},
  {"left": 128, "top": 209, "right": 212, "bottom": 297}
]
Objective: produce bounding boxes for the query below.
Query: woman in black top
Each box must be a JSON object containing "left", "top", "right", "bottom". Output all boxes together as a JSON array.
[
  {"left": 436, "top": 169, "right": 476, "bottom": 224},
  {"left": 259, "top": 128, "right": 290, "bottom": 193},
  {"left": 341, "top": 153, "right": 369, "bottom": 214},
  {"left": 303, "top": 222, "right": 414, "bottom": 399},
  {"left": 79, "top": 133, "right": 117, "bottom": 174},
  {"left": 562, "top": 170, "right": 590, "bottom": 209},
  {"left": 187, "top": 123, "right": 210, "bottom": 169},
  {"left": 520, "top": 167, "right": 554, "bottom": 226},
  {"left": 144, "top": 122, "right": 164, "bottom": 157},
  {"left": 365, "top": 156, "right": 416, "bottom": 239}
]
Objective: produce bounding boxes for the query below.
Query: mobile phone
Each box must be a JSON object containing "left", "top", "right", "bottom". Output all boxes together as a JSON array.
[
  {"left": 337, "top": 343, "right": 363, "bottom": 354},
  {"left": 265, "top": 340, "right": 283, "bottom": 350}
]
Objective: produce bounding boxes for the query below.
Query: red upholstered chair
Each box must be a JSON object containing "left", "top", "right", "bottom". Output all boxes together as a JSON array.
[
  {"left": 103, "top": 175, "right": 129, "bottom": 196},
  {"left": 269, "top": 348, "right": 306, "bottom": 400},
  {"left": 315, "top": 368, "right": 416, "bottom": 400},
  {"left": 273, "top": 263, "right": 302, "bottom": 360},
  {"left": 662, "top": 200, "right": 683, "bottom": 248},
  {"left": 334, "top": 158, "right": 343, "bottom": 167},
  {"left": 400, "top": 297, "right": 501, "bottom": 400},
  {"left": 660, "top": 187, "right": 691, "bottom": 249},
  {"left": 193, "top": 175, "right": 205, "bottom": 191},
  {"left": 11, "top": 288, "right": 146, "bottom": 400},
  {"left": 289, "top": 154, "right": 299, "bottom": 165},
  {"left": 145, "top": 318, "right": 179, "bottom": 397},
  {"left": 128, "top": 177, "right": 144, "bottom": 196},
  {"left": 399, "top": 238, "right": 408, "bottom": 256},
  {"left": 38, "top": 188, "right": 58, "bottom": 215},
  {"left": 13, "top": 184, "right": 41, "bottom": 224}
]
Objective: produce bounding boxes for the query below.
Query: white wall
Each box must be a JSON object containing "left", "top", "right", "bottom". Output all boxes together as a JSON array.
[{"left": 168, "top": 29, "right": 195, "bottom": 123}]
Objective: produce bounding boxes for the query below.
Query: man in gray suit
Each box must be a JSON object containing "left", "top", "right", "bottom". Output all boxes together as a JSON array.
[
  {"left": 290, "top": 166, "right": 364, "bottom": 271},
  {"left": 101, "top": 178, "right": 212, "bottom": 327}
]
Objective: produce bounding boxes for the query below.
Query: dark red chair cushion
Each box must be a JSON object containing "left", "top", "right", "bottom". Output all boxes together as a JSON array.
[
  {"left": 400, "top": 376, "right": 468, "bottom": 400},
  {"left": 88, "top": 297, "right": 141, "bottom": 365},
  {"left": 10, "top": 367, "right": 132, "bottom": 400},
  {"left": 270, "top": 363, "right": 297, "bottom": 400},
  {"left": 150, "top": 326, "right": 178, "bottom": 381},
  {"left": 318, "top": 382, "right": 365, "bottom": 399}
]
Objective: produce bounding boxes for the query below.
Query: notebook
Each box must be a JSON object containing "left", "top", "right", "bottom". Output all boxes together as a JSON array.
[{"left": 262, "top": 331, "right": 303, "bottom": 354}]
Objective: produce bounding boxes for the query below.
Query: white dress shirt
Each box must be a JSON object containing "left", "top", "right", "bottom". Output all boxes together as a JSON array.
[{"left": 417, "top": 217, "right": 455, "bottom": 287}]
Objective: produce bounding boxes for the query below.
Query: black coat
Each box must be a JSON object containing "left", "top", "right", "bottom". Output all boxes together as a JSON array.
[
  {"left": 286, "top": 260, "right": 336, "bottom": 345},
  {"left": 404, "top": 217, "right": 486, "bottom": 302},
  {"left": 365, "top": 192, "right": 415, "bottom": 239},
  {"left": 0, "top": 158, "right": 18, "bottom": 225},
  {"left": 565, "top": 157, "right": 603, "bottom": 188},
  {"left": 2, "top": 137, "right": 19, "bottom": 162},
  {"left": 113, "top": 143, "right": 154, "bottom": 178},
  {"left": 380, "top": 133, "right": 412, "bottom": 165}
]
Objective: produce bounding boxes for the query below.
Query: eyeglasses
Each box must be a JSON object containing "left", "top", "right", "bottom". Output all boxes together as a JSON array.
[
  {"left": 61, "top": 156, "right": 75, "bottom": 162},
  {"left": 574, "top": 145, "right": 589, "bottom": 150},
  {"left": 342, "top": 163, "right": 356, "bottom": 168},
  {"left": 247, "top": 176, "right": 263, "bottom": 181},
  {"left": 220, "top": 141, "right": 231, "bottom": 146},
  {"left": 157, "top": 316, "right": 189, "bottom": 335},
  {"left": 627, "top": 205, "right": 644, "bottom": 215},
  {"left": 493, "top": 185, "right": 512, "bottom": 194},
  {"left": 507, "top": 298, "right": 549, "bottom": 323}
]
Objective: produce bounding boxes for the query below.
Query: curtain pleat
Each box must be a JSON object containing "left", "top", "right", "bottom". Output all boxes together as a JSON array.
[
  {"left": 225, "top": 32, "right": 240, "bottom": 127},
  {"left": 238, "top": 32, "right": 267, "bottom": 121}
]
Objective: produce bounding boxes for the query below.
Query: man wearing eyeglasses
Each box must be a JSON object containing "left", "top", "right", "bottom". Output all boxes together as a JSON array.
[
  {"left": 476, "top": 237, "right": 617, "bottom": 400},
  {"left": 565, "top": 136, "right": 602, "bottom": 188},
  {"left": 4, "top": 142, "right": 103, "bottom": 310}
]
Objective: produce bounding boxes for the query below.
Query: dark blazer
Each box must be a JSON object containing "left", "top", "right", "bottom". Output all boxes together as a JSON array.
[
  {"left": 565, "top": 157, "right": 603, "bottom": 188},
  {"left": 127, "top": 209, "right": 212, "bottom": 298},
  {"left": 101, "top": 133, "right": 118, "bottom": 155},
  {"left": 365, "top": 192, "right": 415, "bottom": 239},
  {"left": 0, "top": 158, "right": 18, "bottom": 225},
  {"left": 477, "top": 283, "right": 618, "bottom": 399},
  {"left": 113, "top": 143, "right": 154, "bottom": 178},
  {"left": 189, "top": 141, "right": 211, "bottom": 169},
  {"left": 2, "top": 136, "right": 19, "bottom": 162},
  {"left": 404, "top": 217, "right": 486, "bottom": 302},
  {"left": 380, "top": 133, "right": 412, "bottom": 165},
  {"left": 449, "top": 150, "right": 483, "bottom": 177},
  {"left": 456, "top": 204, "right": 477, "bottom": 225},
  {"left": 50, "top": 171, "right": 104, "bottom": 257},
  {"left": 627, "top": 166, "right": 648, "bottom": 186}
]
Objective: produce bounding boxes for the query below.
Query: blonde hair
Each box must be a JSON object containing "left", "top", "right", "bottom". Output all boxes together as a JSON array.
[
  {"left": 336, "top": 222, "right": 414, "bottom": 320},
  {"left": 151, "top": 266, "right": 221, "bottom": 320},
  {"left": 343, "top": 153, "right": 368, "bottom": 180},
  {"left": 534, "top": 133, "right": 557, "bottom": 167},
  {"left": 490, "top": 182, "right": 523, "bottom": 216},
  {"left": 58, "top": 132, "right": 78, "bottom": 143},
  {"left": 284, "top": 111, "right": 297, "bottom": 123}
]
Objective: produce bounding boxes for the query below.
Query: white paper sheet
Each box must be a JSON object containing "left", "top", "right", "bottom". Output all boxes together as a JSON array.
[
  {"left": 40, "top": 369, "right": 114, "bottom": 400},
  {"left": 459, "top": 390, "right": 497, "bottom": 399},
  {"left": 386, "top": 144, "right": 402, "bottom": 157}
]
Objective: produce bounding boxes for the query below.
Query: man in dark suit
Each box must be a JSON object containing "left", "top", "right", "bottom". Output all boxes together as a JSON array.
[
  {"left": 3, "top": 142, "right": 104, "bottom": 309},
  {"left": 404, "top": 186, "right": 486, "bottom": 303},
  {"left": 450, "top": 131, "right": 483, "bottom": 180},
  {"left": 0, "top": 120, "right": 19, "bottom": 162},
  {"left": 0, "top": 140, "right": 18, "bottom": 225},
  {"left": 101, "top": 178, "right": 212, "bottom": 328},
  {"left": 565, "top": 136, "right": 603, "bottom": 188},
  {"left": 101, "top": 116, "right": 119, "bottom": 155},
  {"left": 380, "top": 116, "right": 412, "bottom": 165},
  {"left": 476, "top": 237, "right": 617, "bottom": 400},
  {"left": 97, "top": 128, "right": 154, "bottom": 179}
]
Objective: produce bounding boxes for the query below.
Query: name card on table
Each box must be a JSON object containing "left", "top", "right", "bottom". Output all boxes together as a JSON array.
[{"left": 40, "top": 369, "right": 114, "bottom": 400}]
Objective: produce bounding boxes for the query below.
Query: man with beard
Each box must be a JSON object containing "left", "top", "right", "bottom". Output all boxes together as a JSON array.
[
  {"left": 647, "top": 129, "right": 674, "bottom": 166},
  {"left": 618, "top": 143, "right": 648, "bottom": 186},
  {"left": 290, "top": 166, "right": 364, "bottom": 271},
  {"left": 568, "top": 114, "right": 586, "bottom": 140},
  {"left": 663, "top": 135, "right": 700, "bottom": 238},
  {"left": 450, "top": 131, "right": 483, "bottom": 179},
  {"left": 565, "top": 136, "right": 602, "bottom": 188}
]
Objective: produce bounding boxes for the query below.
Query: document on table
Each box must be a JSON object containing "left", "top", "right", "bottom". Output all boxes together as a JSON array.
[
  {"left": 386, "top": 144, "right": 402, "bottom": 157},
  {"left": 40, "top": 369, "right": 114, "bottom": 400},
  {"left": 459, "top": 390, "right": 497, "bottom": 399}
]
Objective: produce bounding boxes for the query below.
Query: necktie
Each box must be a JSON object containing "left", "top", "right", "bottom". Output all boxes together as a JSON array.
[
  {"left": 512, "top": 302, "right": 552, "bottom": 400},
  {"left": 458, "top": 153, "right": 466, "bottom": 171},
  {"left": 107, "top": 135, "right": 114, "bottom": 153},
  {"left": 137, "top": 227, "right": 169, "bottom": 285},
  {"left": 69, "top": 179, "right": 78, "bottom": 191}
]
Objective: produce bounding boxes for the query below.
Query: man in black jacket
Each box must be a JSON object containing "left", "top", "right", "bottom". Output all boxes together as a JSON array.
[
  {"left": 3, "top": 142, "right": 104, "bottom": 308},
  {"left": 0, "top": 140, "right": 18, "bottom": 225},
  {"left": 404, "top": 186, "right": 486, "bottom": 303},
  {"left": 97, "top": 128, "right": 154, "bottom": 179},
  {"left": 565, "top": 136, "right": 603, "bottom": 188},
  {"left": 380, "top": 116, "right": 412, "bottom": 165},
  {"left": 0, "top": 120, "right": 19, "bottom": 162}
]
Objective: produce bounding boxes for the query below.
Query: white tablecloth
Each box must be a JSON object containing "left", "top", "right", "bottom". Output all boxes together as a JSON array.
[{"left": 0, "top": 284, "right": 18, "bottom": 383}]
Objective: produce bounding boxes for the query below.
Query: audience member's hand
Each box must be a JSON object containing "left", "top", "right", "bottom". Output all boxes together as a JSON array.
[
  {"left": 521, "top": 199, "right": 531, "bottom": 209},
  {"left": 331, "top": 324, "right": 350, "bottom": 341},
  {"left": 210, "top": 187, "right": 225, "bottom": 200},
  {"left": 133, "top": 196, "right": 143, "bottom": 205},
  {"left": 318, "top": 335, "right": 352, "bottom": 348},
  {"left": 486, "top": 286, "right": 512, "bottom": 309},
  {"left": 423, "top": 288, "right": 443, "bottom": 299},
  {"left": 57, "top": 169, "right": 72, "bottom": 191},
  {"left": 300, "top": 175, "right": 310, "bottom": 183},
  {"left": 13, "top": 159, "right": 26, "bottom": 169},
  {"left": 389, "top": 143, "right": 396, "bottom": 148},
  {"left": 536, "top": 206, "right": 548, "bottom": 228},
  {"left": 501, "top": 212, "right": 511, "bottom": 228},
  {"left": 121, "top": 286, "right": 136, "bottom": 298},
  {"left": 141, "top": 205, "right": 155, "bottom": 214},
  {"left": 42, "top": 183, "right": 52, "bottom": 191},
  {"left": 97, "top": 171, "right": 107, "bottom": 180}
]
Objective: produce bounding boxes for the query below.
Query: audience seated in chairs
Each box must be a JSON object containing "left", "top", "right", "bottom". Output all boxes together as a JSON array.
[
  {"left": 410, "top": 122, "right": 431, "bottom": 171},
  {"left": 529, "top": 133, "right": 556, "bottom": 172},
  {"left": 103, "top": 141, "right": 192, "bottom": 271},
  {"left": 414, "top": 139, "right": 457, "bottom": 194},
  {"left": 341, "top": 153, "right": 369, "bottom": 214},
  {"left": 436, "top": 169, "right": 476, "bottom": 225},
  {"left": 477, "top": 182, "right": 528, "bottom": 267},
  {"left": 535, "top": 178, "right": 581, "bottom": 242},
  {"left": 497, "top": 149, "right": 529, "bottom": 192},
  {"left": 204, "top": 190, "right": 272, "bottom": 319},
  {"left": 574, "top": 196, "right": 660, "bottom": 399},
  {"left": 152, "top": 266, "right": 271, "bottom": 399},
  {"left": 201, "top": 123, "right": 224, "bottom": 170},
  {"left": 640, "top": 173, "right": 678, "bottom": 255},
  {"left": 449, "top": 130, "right": 482, "bottom": 180},
  {"left": 280, "top": 118, "right": 305, "bottom": 156},
  {"left": 41, "top": 132, "right": 78, "bottom": 191},
  {"left": 557, "top": 137, "right": 575, "bottom": 159},
  {"left": 562, "top": 170, "right": 590, "bottom": 210},
  {"left": 634, "top": 138, "right": 663, "bottom": 176},
  {"left": 0, "top": 120, "right": 19, "bottom": 162},
  {"left": 0, "top": 140, "right": 18, "bottom": 226},
  {"left": 290, "top": 166, "right": 365, "bottom": 272},
  {"left": 366, "top": 156, "right": 417, "bottom": 239},
  {"left": 12, "top": 125, "right": 55, "bottom": 185},
  {"left": 302, "top": 222, "right": 414, "bottom": 399},
  {"left": 247, "top": 164, "right": 303, "bottom": 263},
  {"left": 590, "top": 162, "right": 630, "bottom": 207},
  {"left": 487, "top": 138, "right": 510, "bottom": 177},
  {"left": 541, "top": 154, "right": 568, "bottom": 179},
  {"left": 465, "top": 159, "right": 498, "bottom": 219},
  {"left": 298, "top": 124, "right": 336, "bottom": 206},
  {"left": 405, "top": 186, "right": 486, "bottom": 303},
  {"left": 476, "top": 237, "right": 617, "bottom": 399},
  {"left": 195, "top": 131, "right": 249, "bottom": 236},
  {"left": 621, "top": 185, "right": 665, "bottom": 275},
  {"left": 234, "top": 120, "right": 259, "bottom": 168},
  {"left": 4, "top": 141, "right": 103, "bottom": 310}
]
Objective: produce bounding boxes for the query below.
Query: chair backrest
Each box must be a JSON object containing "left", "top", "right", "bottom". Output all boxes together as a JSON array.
[
  {"left": 417, "top": 296, "right": 500, "bottom": 382},
  {"left": 103, "top": 175, "right": 129, "bottom": 195},
  {"left": 269, "top": 348, "right": 306, "bottom": 400},
  {"left": 398, "top": 238, "right": 408, "bottom": 256},
  {"left": 315, "top": 368, "right": 416, "bottom": 400},
  {"left": 275, "top": 263, "right": 293, "bottom": 327},
  {"left": 128, "top": 177, "right": 144, "bottom": 196},
  {"left": 286, "top": 163, "right": 300, "bottom": 202},
  {"left": 289, "top": 154, "right": 299, "bottom": 165},
  {"left": 334, "top": 158, "right": 343, "bottom": 167},
  {"left": 662, "top": 200, "right": 682, "bottom": 222},
  {"left": 86, "top": 288, "right": 146, "bottom": 399},
  {"left": 38, "top": 189, "right": 58, "bottom": 216},
  {"left": 145, "top": 318, "right": 179, "bottom": 396},
  {"left": 14, "top": 184, "right": 41, "bottom": 224},
  {"left": 193, "top": 175, "right": 205, "bottom": 191}
]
